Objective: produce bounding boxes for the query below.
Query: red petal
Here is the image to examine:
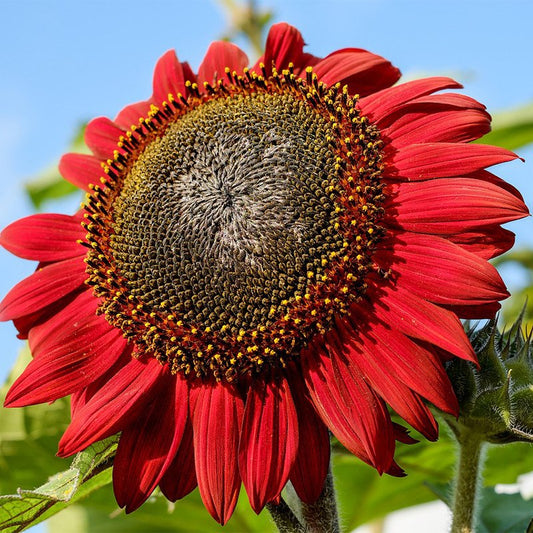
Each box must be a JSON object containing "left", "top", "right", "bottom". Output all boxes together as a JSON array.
[
  {"left": 256, "top": 22, "right": 304, "bottom": 75},
  {"left": 5, "top": 313, "right": 126, "bottom": 407},
  {"left": 114, "top": 372, "right": 189, "bottom": 513},
  {"left": 288, "top": 374, "right": 330, "bottom": 503},
  {"left": 386, "top": 142, "right": 519, "bottom": 181},
  {"left": 239, "top": 379, "right": 299, "bottom": 514},
  {"left": 387, "top": 177, "right": 528, "bottom": 233},
  {"left": 384, "top": 106, "right": 490, "bottom": 148},
  {"left": 302, "top": 336, "right": 395, "bottom": 473},
  {"left": 377, "top": 233, "right": 508, "bottom": 306},
  {"left": 366, "top": 283, "right": 476, "bottom": 363},
  {"left": 58, "top": 357, "right": 165, "bottom": 456},
  {"left": 0, "top": 256, "right": 86, "bottom": 321},
  {"left": 159, "top": 420, "right": 198, "bottom": 501},
  {"left": 449, "top": 226, "right": 515, "bottom": 260},
  {"left": 335, "top": 318, "right": 438, "bottom": 440},
  {"left": 313, "top": 48, "right": 400, "bottom": 96},
  {"left": 84, "top": 117, "right": 124, "bottom": 160},
  {"left": 190, "top": 383, "right": 243, "bottom": 524},
  {"left": 152, "top": 50, "right": 194, "bottom": 103},
  {"left": 114, "top": 100, "right": 152, "bottom": 129},
  {"left": 197, "top": 41, "right": 249, "bottom": 85},
  {"left": 354, "top": 317, "right": 458, "bottom": 414},
  {"left": 58, "top": 153, "right": 102, "bottom": 191},
  {"left": 358, "top": 77, "right": 462, "bottom": 124},
  {"left": 0, "top": 213, "right": 84, "bottom": 262}
]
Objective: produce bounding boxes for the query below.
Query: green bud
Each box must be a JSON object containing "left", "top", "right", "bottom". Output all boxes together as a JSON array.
[{"left": 445, "top": 313, "right": 533, "bottom": 444}]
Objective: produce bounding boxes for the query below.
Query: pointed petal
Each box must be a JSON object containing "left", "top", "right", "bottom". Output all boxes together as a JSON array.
[
  {"left": 449, "top": 226, "right": 516, "bottom": 260},
  {"left": 288, "top": 373, "right": 330, "bottom": 503},
  {"left": 387, "top": 178, "right": 528, "bottom": 233},
  {"left": 0, "top": 213, "right": 85, "bottom": 262},
  {"left": 385, "top": 142, "right": 519, "bottom": 181},
  {"left": 335, "top": 318, "right": 439, "bottom": 440},
  {"left": 58, "top": 357, "right": 166, "bottom": 456},
  {"left": 377, "top": 233, "right": 509, "bottom": 306},
  {"left": 366, "top": 283, "right": 476, "bottom": 362},
  {"left": 239, "top": 379, "right": 299, "bottom": 514},
  {"left": 114, "top": 372, "right": 189, "bottom": 513},
  {"left": 152, "top": 50, "right": 194, "bottom": 103},
  {"left": 358, "top": 77, "right": 462, "bottom": 124},
  {"left": 190, "top": 383, "right": 243, "bottom": 524},
  {"left": 84, "top": 117, "right": 125, "bottom": 160},
  {"left": 5, "top": 312, "right": 127, "bottom": 407},
  {"left": 58, "top": 153, "right": 102, "bottom": 191},
  {"left": 159, "top": 420, "right": 197, "bottom": 501},
  {"left": 313, "top": 48, "right": 400, "bottom": 96},
  {"left": 0, "top": 256, "right": 86, "bottom": 321},
  {"left": 257, "top": 23, "right": 304, "bottom": 75},
  {"left": 197, "top": 41, "right": 249, "bottom": 85},
  {"left": 302, "top": 335, "right": 395, "bottom": 473}
]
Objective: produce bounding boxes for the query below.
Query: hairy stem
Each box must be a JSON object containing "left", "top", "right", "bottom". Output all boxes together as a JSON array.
[
  {"left": 450, "top": 432, "right": 484, "bottom": 533},
  {"left": 300, "top": 465, "right": 340, "bottom": 533},
  {"left": 266, "top": 497, "right": 305, "bottom": 533}
]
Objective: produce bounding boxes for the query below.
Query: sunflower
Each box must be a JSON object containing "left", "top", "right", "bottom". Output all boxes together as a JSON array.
[{"left": 0, "top": 22, "right": 528, "bottom": 525}]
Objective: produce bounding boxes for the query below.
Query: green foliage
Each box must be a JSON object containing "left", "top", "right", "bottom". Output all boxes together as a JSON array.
[{"left": 24, "top": 123, "right": 86, "bottom": 209}]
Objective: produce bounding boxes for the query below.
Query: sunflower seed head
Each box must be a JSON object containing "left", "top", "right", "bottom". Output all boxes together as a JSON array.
[{"left": 445, "top": 308, "right": 533, "bottom": 444}]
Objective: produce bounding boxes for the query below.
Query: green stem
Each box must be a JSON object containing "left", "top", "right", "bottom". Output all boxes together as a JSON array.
[
  {"left": 300, "top": 465, "right": 340, "bottom": 533},
  {"left": 450, "top": 432, "right": 484, "bottom": 533},
  {"left": 266, "top": 498, "right": 305, "bottom": 533}
]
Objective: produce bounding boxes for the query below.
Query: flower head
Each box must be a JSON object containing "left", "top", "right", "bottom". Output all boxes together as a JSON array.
[{"left": 0, "top": 23, "right": 528, "bottom": 524}]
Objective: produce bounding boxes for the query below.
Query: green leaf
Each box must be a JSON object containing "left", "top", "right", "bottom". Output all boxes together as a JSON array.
[
  {"left": 477, "top": 102, "right": 533, "bottom": 150},
  {"left": 0, "top": 437, "right": 117, "bottom": 532},
  {"left": 24, "top": 122, "right": 87, "bottom": 209},
  {"left": 334, "top": 424, "right": 533, "bottom": 530}
]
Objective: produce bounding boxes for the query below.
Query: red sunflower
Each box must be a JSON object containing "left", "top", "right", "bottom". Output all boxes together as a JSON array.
[{"left": 0, "top": 22, "right": 528, "bottom": 524}]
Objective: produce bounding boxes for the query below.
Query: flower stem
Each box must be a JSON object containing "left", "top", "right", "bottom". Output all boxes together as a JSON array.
[
  {"left": 266, "top": 498, "right": 305, "bottom": 533},
  {"left": 450, "top": 432, "right": 484, "bottom": 533},
  {"left": 300, "top": 465, "right": 340, "bottom": 533}
]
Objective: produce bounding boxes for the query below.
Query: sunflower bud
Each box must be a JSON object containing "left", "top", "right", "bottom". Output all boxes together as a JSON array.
[{"left": 445, "top": 314, "right": 533, "bottom": 444}]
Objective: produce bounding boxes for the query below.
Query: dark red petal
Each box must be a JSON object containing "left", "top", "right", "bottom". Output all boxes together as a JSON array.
[
  {"left": 335, "top": 318, "right": 438, "bottom": 440},
  {"left": 84, "top": 117, "right": 125, "bottom": 160},
  {"left": 58, "top": 357, "right": 165, "bottom": 457},
  {"left": 385, "top": 142, "right": 519, "bottom": 181},
  {"left": 377, "top": 233, "right": 508, "bottom": 307},
  {"left": 384, "top": 106, "right": 491, "bottom": 148},
  {"left": 0, "top": 256, "right": 86, "bottom": 321},
  {"left": 288, "top": 374, "right": 330, "bottom": 504},
  {"left": 358, "top": 77, "right": 462, "bottom": 124},
  {"left": 159, "top": 420, "right": 198, "bottom": 501},
  {"left": 190, "top": 383, "right": 243, "bottom": 524},
  {"left": 28, "top": 289, "right": 96, "bottom": 356},
  {"left": 114, "top": 100, "right": 152, "bottom": 129},
  {"left": 256, "top": 22, "right": 304, "bottom": 75},
  {"left": 152, "top": 50, "right": 193, "bottom": 103},
  {"left": 308, "top": 333, "right": 395, "bottom": 472},
  {"left": 353, "top": 317, "right": 458, "bottom": 415},
  {"left": 0, "top": 213, "right": 84, "bottom": 262},
  {"left": 5, "top": 313, "right": 126, "bottom": 407},
  {"left": 366, "top": 283, "right": 476, "bottom": 363},
  {"left": 449, "top": 226, "right": 516, "bottom": 260},
  {"left": 239, "top": 379, "right": 299, "bottom": 514},
  {"left": 313, "top": 48, "right": 400, "bottom": 97},
  {"left": 114, "top": 372, "right": 189, "bottom": 513},
  {"left": 443, "top": 302, "right": 502, "bottom": 319},
  {"left": 387, "top": 178, "right": 528, "bottom": 233},
  {"left": 197, "top": 41, "right": 249, "bottom": 85},
  {"left": 58, "top": 153, "right": 102, "bottom": 191}
]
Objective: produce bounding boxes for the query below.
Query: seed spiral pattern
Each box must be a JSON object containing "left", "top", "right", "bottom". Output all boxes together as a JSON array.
[{"left": 81, "top": 66, "right": 386, "bottom": 382}]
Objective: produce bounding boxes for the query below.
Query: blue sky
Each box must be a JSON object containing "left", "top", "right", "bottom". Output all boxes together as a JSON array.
[{"left": 1, "top": 0, "right": 532, "bottom": 381}]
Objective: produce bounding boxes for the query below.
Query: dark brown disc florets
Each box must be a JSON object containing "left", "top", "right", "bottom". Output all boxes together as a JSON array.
[{"left": 82, "top": 65, "right": 386, "bottom": 382}]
